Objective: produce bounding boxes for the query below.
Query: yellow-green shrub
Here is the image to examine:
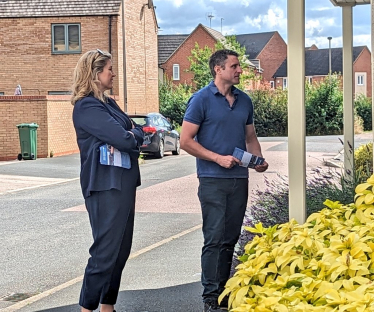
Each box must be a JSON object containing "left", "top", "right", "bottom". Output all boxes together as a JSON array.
[
  {"left": 221, "top": 175, "right": 374, "bottom": 311},
  {"left": 355, "top": 142, "right": 373, "bottom": 183}
]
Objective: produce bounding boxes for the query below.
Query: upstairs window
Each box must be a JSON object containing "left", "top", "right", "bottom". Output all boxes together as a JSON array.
[
  {"left": 52, "top": 24, "right": 81, "bottom": 54},
  {"left": 357, "top": 75, "right": 364, "bottom": 86},
  {"left": 173, "top": 64, "right": 180, "bottom": 81}
]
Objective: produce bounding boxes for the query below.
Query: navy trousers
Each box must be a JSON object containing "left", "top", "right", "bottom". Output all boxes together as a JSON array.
[
  {"left": 79, "top": 182, "right": 136, "bottom": 310},
  {"left": 198, "top": 177, "right": 248, "bottom": 302}
]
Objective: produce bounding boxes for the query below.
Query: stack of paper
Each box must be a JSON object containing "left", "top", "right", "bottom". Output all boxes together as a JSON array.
[{"left": 232, "top": 147, "right": 265, "bottom": 169}]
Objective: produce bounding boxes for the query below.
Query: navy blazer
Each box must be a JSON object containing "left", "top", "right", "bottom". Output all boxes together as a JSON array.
[{"left": 73, "top": 95, "right": 144, "bottom": 198}]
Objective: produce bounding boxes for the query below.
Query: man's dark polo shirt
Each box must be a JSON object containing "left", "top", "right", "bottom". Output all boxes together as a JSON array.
[{"left": 184, "top": 81, "right": 254, "bottom": 178}]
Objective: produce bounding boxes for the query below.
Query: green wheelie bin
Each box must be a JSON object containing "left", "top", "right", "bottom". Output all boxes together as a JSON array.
[{"left": 16, "top": 123, "right": 39, "bottom": 160}]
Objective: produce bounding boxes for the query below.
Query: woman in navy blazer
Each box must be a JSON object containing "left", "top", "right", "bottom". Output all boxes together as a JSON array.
[{"left": 71, "top": 49, "right": 144, "bottom": 312}]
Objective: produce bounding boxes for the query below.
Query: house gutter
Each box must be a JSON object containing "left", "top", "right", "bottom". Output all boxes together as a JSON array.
[
  {"left": 108, "top": 15, "right": 112, "bottom": 54},
  {"left": 109, "top": 15, "right": 113, "bottom": 95},
  {"left": 121, "top": 0, "right": 128, "bottom": 112}
]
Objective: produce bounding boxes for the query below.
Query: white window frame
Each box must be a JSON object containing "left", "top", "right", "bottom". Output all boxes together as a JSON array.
[
  {"left": 357, "top": 75, "right": 364, "bottom": 86},
  {"left": 283, "top": 77, "right": 288, "bottom": 90},
  {"left": 307, "top": 76, "right": 313, "bottom": 84},
  {"left": 52, "top": 23, "right": 81, "bottom": 54},
  {"left": 173, "top": 64, "right": 180, "bottom": 81},
  {"left": 270, "top": 81, "right": 275, "bottom": 89}
]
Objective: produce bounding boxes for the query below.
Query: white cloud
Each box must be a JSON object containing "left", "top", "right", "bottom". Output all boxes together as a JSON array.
[
  {"left": 306, "top": 34, "right": 371, "bottom": 50},
  {"left": 305, "top": 19, "right": 323, "bottom": 37},
  {"left": 244, "top": 15, "right": 263, "bottom": 29},
  {"left": 154, "top": 0, "right": 371, "bottom": 50},
  {"left": 163, "top": 0, "right": 183, "bottom": 8},
  {"left": 243, "top": 5, "right": 286, "bottom": 32},
  {"left": 313, "top": 7, "right": 331, "bottom": 11},
  {"left": 263, "top": 6, "right": 286, "bottom": 29},
  {"left": 353, "top": 34, "right": 371, "bottom": 48},
  {"left": 305, "top": 36, "right": 342, "bottom": 49},
  {"left": 240, "top": 0, "right": 252, "bottom": 7}
]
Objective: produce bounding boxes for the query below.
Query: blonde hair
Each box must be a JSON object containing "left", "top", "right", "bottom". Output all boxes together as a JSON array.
[{"left": 71, "top": 49, "right": 112, "bottom": 105}]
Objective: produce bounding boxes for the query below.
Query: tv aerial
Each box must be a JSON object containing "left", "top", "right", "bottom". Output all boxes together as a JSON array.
[{"left": 206, "top": 12, "right": 214, "bottom": 28}]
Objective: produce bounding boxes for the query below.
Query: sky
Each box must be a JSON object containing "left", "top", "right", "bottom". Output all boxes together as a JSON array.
[{"left": 153, "top": 0, "right": 371, "bottom": 49}]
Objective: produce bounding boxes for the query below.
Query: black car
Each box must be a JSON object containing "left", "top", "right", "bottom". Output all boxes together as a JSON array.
[{"left": 129, "top": 113, "right": 180, "bottom": 158}]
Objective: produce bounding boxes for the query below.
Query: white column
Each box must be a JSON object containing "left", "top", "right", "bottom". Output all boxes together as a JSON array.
[
  {"left": 287, "top": 0, "right": 306, "bottom": 224},
  {"left": 342, "top": 6, "right": 354, "bottom": 178}
]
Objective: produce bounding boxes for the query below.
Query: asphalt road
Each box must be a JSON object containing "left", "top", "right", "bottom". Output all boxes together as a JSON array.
[
  {"left": 0, "top": 150, "right": 201, "bottom": 312},
  {"left": 0, "top": 133, "right": 372, "bottom": 312}
]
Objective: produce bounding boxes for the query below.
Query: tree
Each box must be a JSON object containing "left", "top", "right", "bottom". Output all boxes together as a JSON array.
[
  {"left": 159, "top": 76, "right": 192, "bottom": 126},
  {"left": 188, "top": 43, "right": 213, "bottom": 90},
  {"left": 187, "top": 35, "right": 257, "bottom": 91}
]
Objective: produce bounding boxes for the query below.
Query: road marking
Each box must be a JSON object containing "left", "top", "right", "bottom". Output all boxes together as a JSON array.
[
  {"left": 1, "top": 224, "right": 202, "bottom": 311},
  {"left": 62, "top": 173, "right": 200, "bottom": 214},
  {"left": 0, "top": 177, "right": 79, "bottom": 196},
  {"left": 0, "top": 161, "right": 22, "bottom": 166}
]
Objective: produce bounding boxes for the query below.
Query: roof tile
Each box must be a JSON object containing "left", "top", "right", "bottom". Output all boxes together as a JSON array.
[
  {"left": 158, "top": 34, "right": 189, "bottom": 64},
  {"left": 273, "top": 46, "right": 367, "bottom": 77},
  {"left": 236, "top": 32, "right": 276, "bottom": 58},
  {"left": 0, "top": 0, "right": 121, "bottom": 17}
]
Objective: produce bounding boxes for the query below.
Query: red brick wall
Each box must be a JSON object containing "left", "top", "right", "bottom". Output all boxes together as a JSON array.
[
  {"left": 117, "top": 7, "right": 125, "bottom": 111},
  {"left": 0, "top": 96, "right": 49, "bottom": 160},
  {"left": 0, "top": 16, "right": 120, "bottom": 96},
  {"left": 354, "top": 47, "right": 372, "bottom": 98},
  {"left": 123, "top": 0, "right": 159, "bottom": 114},
  {"left": 0, "top": 95, "right": 79, "bottom": 161},
  {"left": 0, "top": 7, "right": 159, "bottom": 160},
  {"left": 0, "top": 10, "right": 158, "bottom": 114},
  {"left": 162, "top": 25, "right": 217, "bottom": 86},
  {"left": 257, "top": 32, "right": 287, "bottom": 83},
  {"left": 47, "top": 96, "right": 78, "bottom": 157}
]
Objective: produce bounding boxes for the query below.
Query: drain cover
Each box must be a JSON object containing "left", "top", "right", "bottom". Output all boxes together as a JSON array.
[{"left": 0, "top": 292, "right": 39, "bottom": 303}]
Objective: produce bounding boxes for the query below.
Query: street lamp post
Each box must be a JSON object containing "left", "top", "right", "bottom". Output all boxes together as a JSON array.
[
  {"left": 327, "top": 36, "right": 332, "bottom": 75},
  {"left": 221, "top": 18, "right": 224, "bottom": 33}
]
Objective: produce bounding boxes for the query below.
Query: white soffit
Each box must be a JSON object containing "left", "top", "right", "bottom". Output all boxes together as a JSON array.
[{"left": 330, "top": 0, "right": 370, "bottom": 6}]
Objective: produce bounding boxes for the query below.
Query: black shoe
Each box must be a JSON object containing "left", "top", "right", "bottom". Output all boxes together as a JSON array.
[
  {"left": 203, "top": 301, "right": 224, "bottom": 312},
  {"left": 219, "top": 296, "right": 229, "bottom": 310}
]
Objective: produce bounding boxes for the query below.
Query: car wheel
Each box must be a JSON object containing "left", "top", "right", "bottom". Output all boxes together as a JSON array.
[
  {"left": 172, "top": 138, "right": 180, "bottom": 155},
  {"left": 154, "top": 139, "right": 164, "bottom": 158}
]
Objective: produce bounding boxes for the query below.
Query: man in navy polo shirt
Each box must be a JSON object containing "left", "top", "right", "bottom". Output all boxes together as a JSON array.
[{"left": 180, "top": 49, "right": 268, "bottom": 312}]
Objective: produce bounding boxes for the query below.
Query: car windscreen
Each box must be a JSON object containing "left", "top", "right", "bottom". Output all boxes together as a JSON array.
[{"left": 131, "top": 117, "right": 149, "bottom": 126}]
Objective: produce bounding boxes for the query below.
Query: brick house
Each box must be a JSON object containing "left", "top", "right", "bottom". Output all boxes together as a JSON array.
[
  {"left": 236, "top": 31, "right": 287, "bottom": 85},
  {"left": 0, "top": 0, "right": 159, "bottom": 113},
  {"left": 158, "top": 23, "right": 225, "bottom": 85},
  {"left": 158, "top": 34, "right": 188, "bottom": 82},
  {"left": 0, "top": 0, "right": 159, "bottom": 160},
  {"left": 273, "top": 46, "right": 372, "bottom": 98},
  {"left": 158, "top": 28, "right": 286, "bottom": 88}
]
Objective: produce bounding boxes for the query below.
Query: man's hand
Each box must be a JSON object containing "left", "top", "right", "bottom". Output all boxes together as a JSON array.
[
  {"left": 216, "top": 155, "right": 240, "bottom": 169},
  {"left": 254, "top": 160, "right": 269, "bottom": 172}
]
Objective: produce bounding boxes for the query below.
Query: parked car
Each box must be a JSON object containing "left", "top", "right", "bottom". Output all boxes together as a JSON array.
[{"left": 128, "top": 113, "right": 180, "bottom": 158}]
